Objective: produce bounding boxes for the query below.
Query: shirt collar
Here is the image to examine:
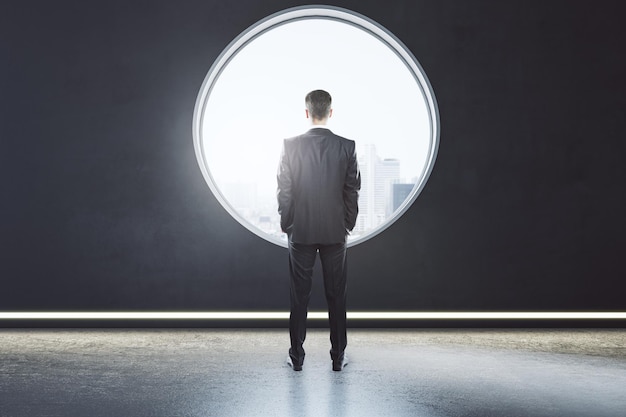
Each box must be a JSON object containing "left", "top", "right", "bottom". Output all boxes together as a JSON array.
[{"left": 308, "top": 125, "right": 330, "bottom": 131}]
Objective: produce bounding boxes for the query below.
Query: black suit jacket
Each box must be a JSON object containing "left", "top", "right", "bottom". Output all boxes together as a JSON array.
[{"left": 277, "top": 127, "right": 361, "bottom": 244}]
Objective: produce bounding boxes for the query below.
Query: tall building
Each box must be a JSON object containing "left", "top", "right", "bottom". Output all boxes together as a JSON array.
[
  {"left": 392, "top": 183, "right": 415, "bottom": 212},
  {"left": 378, "top": 158, "right": 400, "bottom": 217},
  {"left": 354, "top": 144, "right": 401, "bottom": 235}
]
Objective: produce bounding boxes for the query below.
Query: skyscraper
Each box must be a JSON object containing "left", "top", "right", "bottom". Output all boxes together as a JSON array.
[
  {"left": 392, "top": 183, "right": 415, "bottom": 212},
  {"left": 354, "top": 144, "right": 401, "bottom": 236}
]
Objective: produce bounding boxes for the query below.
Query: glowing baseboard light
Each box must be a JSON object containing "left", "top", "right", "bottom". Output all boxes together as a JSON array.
[{"left": 0, "top": 312, "right": 625, "bottom": 320}]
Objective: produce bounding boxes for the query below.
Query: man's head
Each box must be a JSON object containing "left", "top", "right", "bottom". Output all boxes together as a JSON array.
[{"left": 305, "top": 90, "right": 332, "bottom": 123}]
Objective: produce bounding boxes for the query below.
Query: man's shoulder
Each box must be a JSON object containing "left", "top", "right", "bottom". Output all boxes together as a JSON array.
[
  {"left": 283, "top": 135, "right": 305, "bottom": 151},
  {"left": 303, "top": 128, "right": 355, "bottom": 143},
  {"left": 284, "top": 134, "right": 305, "bottom": 143},
  {"left": 284, "top": 129, "right": 355, "bottom": 151},
  {"left": 328, "top": 132, "right": 356, "bottom": 150},
  {"left": 334, "top": 133, "right": 355, "bottom": 145}
]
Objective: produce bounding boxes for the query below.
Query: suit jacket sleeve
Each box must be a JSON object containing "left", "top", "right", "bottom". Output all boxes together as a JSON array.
[
  {"left": 276, "top": 139, "right": 293, "bottom": 234},
  {"left": 343, "top": 142, "right": 361, "bottom": 232}
]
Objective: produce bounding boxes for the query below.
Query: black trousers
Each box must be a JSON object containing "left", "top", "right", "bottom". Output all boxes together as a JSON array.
[{"left": 288, "top": 238, "right": 348, "bottom": 364}]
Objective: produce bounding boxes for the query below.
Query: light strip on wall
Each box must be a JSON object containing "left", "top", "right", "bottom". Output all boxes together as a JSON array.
[{"left": 0, "top": 312, "right": 625, "bottom": 320}]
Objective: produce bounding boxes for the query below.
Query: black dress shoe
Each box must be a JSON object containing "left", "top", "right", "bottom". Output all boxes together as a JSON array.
[
  {"left": 332, "top": 354, "right": 348, "bottom": 371},
  {"left": 287, "top": 356, "right": 303, "bottom": 371}
]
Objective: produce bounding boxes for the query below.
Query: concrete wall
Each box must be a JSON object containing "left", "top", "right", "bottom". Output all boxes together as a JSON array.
[{"left": 1, "top": 0, "right": 624, "bottom": 313}]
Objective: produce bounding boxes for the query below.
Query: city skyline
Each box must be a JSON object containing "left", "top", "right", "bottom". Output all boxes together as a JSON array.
[{"left": 218, "top": 143, "right": 416, "bottom": 241}]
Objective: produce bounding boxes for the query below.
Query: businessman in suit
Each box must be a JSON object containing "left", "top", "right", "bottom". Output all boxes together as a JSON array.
[{"left": 277, "top": 90, "right": 361, "bottom": 371}]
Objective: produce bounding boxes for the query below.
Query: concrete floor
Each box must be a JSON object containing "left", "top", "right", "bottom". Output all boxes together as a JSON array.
[{"left": 0, "top": 329, "right": 625, "bottom": 417}]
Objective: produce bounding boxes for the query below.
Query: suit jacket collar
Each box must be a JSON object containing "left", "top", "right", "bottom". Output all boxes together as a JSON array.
[{"left": 308, "top": 126, "right": 331, "bottom": 132}]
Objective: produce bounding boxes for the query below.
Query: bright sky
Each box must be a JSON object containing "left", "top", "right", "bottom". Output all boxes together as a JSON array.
[{"left": 201, "top": 18, "right": 432, "bottom": 200}]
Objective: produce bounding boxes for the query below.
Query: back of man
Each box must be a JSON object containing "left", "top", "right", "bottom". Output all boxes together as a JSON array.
[
  {"left": 277, "top": 90, "right": 360, "bottom": 372},
  {"left": 278, "top": 128, "right": 359, "bottom": 244}
]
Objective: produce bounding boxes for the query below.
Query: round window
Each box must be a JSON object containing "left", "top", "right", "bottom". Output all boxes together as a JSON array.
[{"left": 193, "top": 6, "right": 439, "bottom": 247}]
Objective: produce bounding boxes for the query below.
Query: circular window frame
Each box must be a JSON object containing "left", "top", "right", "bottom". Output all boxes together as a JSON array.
[{"left": 192, "top": 5, "right": 440, "bottom": 248}]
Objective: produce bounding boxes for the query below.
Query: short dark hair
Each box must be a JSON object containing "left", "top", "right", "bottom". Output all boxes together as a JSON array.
[{"left": 305, "top": 90, "right": 332, "bottom": 120}]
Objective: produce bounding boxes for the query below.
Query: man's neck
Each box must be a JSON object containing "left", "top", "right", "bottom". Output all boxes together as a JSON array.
[{"left": 310, "top": 118, "right": 328, "bottom": 127}]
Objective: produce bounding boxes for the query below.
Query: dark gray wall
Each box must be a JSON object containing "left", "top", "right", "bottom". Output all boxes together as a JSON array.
[{"left": 1, "top": 0, "right": 625, "bottom": 312}]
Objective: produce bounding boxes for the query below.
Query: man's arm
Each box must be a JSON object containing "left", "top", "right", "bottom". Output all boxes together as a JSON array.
[
  {"left": 277, "top": 139, "right": 293, "bottom": 234},
  {"left": 343, "top": 142, "right": 361, "bottom": 232}
]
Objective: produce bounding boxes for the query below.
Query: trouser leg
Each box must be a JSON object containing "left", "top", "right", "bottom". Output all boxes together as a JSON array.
[
  {"left": 319, "top": 242, "right": 348, "bottom": 360},
  {"left": 288, "top": 239, "right": 317, "bottom": 363}
]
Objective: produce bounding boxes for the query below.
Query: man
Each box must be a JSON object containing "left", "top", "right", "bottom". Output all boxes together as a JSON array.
[{"left": 277, "top": 90, "right": 361, "bottom": 372}]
